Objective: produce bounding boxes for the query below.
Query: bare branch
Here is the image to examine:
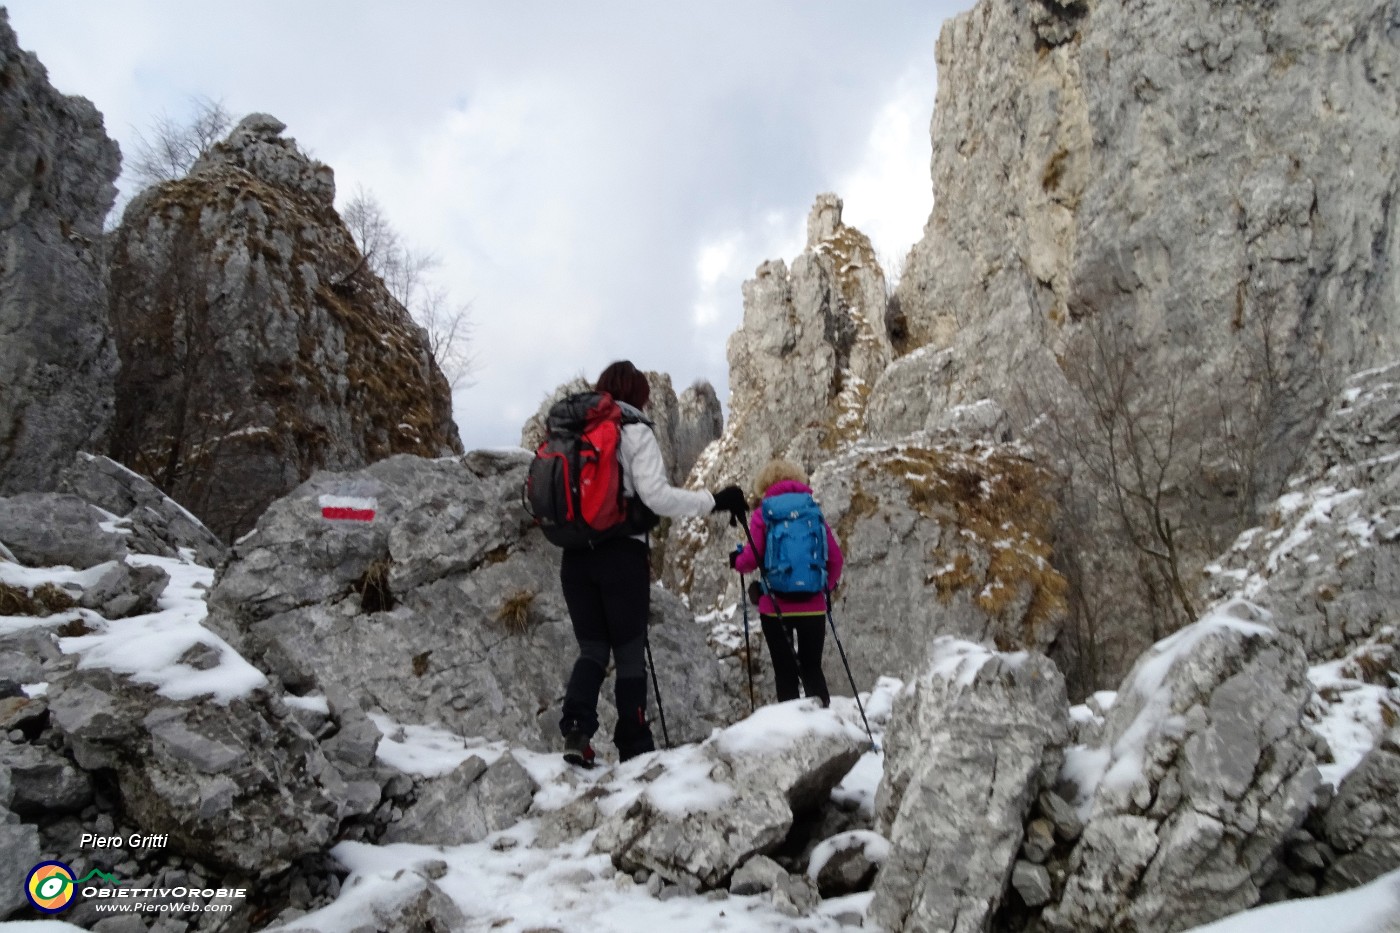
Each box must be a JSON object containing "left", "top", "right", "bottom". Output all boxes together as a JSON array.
[
  {"left": 129, "top": 96, "right": 234, "bottom": 188},
  {"left": 338, "top": 187, "right": 475, "bottom": 390}
]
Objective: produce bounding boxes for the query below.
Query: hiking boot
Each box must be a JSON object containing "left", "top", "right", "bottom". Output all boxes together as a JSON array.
[{"left": 563, "top": 731, "right": 596, "bottom": 769}]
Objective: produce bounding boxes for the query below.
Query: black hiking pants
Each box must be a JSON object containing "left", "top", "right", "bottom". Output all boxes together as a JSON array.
[
  {"left": 559, "top": 537, "right": 655, "bottom": 759},
  {"left": 760, "top": 614, "right": 829, "bottom": 706}
]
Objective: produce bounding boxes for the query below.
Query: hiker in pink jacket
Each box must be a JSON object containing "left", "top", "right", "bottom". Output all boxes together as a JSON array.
[{"left": 731, "top": 458, "right": 844, "bottom": 706}]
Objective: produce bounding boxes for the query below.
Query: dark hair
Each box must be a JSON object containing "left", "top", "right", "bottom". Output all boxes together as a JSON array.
[{"left": 595, "top": 360, "right": 650, "bottom": 410}]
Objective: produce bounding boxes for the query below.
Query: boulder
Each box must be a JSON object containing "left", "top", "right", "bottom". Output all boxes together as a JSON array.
[
  {"left": 1321, "top": 729, "right": 1400, "bottom": 894},
  {"left": 59, "top": 452, "right": 226, "bottom": 565},
  {"left": 385, "top": 752, "right": 537, "bottom": 846},
  {"left": 274, "top": 873, "right": 466, "bottom": 933},
  {"left": 0, "top": 493, "right": 128, "bottom": 568},
  {"left": 45, "top": 669, "right": 356, "bottom": 876},
  {"left": 0, "top": 814, "right": 42, "bottom": 919},
  {"left": 1043, "top": 601, "right": 1319, "bottom": 931},
  {"left": 107, "top": 113, "right": 461, "bottom": 542},
  {"left": 77, "top": 560, "right": 170, "bottom": 619},
  {"left": 807, "top": 830, "right": 889, "bottom": 897},
  {"left": 810, "top": 437, "right": 1067, "bottom": 691},
  {"left": 207, "top": 452, "right": 736, "bottom": 752},
  {"left": 870, "top": 640, "right": 1069, "bottom": 933},
  {"left": 0, "top": 11, "right": 121, "bottom": 496},
  {"left": 1011, "top": 860, "right": 1053, "bottom": 908},
  {"left": 595, "top": 701, "right": 867, "bottom": 890},
  {"left": 729, "top": 854, "right": 788, "bottom": 895},
  {"left": 0, "top": 742, "right": 92, "bottom": 815}
]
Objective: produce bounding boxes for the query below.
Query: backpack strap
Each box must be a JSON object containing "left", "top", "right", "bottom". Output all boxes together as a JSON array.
[{"left": 615, "top": 400, "right": 654, "bottom": 428}]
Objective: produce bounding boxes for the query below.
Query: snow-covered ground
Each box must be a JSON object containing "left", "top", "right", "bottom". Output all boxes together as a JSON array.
[
  {"left": 1182, "top": 868, "right": 1400, "bottom": 933},
  {"left": 3, "top": 552, "right": 1399, "bottom": 932}
]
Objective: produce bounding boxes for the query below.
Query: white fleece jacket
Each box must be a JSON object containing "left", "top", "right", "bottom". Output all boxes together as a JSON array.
[{"left": 617, "top": 420, "right": 715, "bottom": 523}]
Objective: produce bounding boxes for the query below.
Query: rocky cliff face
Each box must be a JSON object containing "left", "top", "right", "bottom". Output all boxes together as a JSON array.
[
  {"left": 0, "top": 12, "right": 120, "bottom": 496},
  {"left": 899, "top": 0, "right": 1400, "bottom": 428},
  {"left": 883, "top": 0, "right": 1400, "bottom": 688},
  {"left": 107, "top": 114, "right": 462, "bottom": 542}
]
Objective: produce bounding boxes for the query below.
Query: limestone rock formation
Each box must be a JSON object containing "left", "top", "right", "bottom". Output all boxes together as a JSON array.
[
  {"left": 206, "top": 452, "right": 739, "bottom": 754},
  {"left": 107, "top": 113, "right": 462, "bottom": 542},
  {"left": 1042, "top": 602, "right": 1319, "bottom": 931},
  {"left": 870, "top": 640, "right": 1069, "bottom": 933},
  {"left": 812, "top": 437, "right": 1067, "bottom": 691},
  {"left": 0, "top": 11, "right": 121, "bottom": 496},
  {"left": 675, "top": 380, "right": 724, "bottom": 482},
  {"left": 887, "top": 0, "right": 1400, "bottom": 688},
  {"left": 669, "top": 194, "right": 893, "bottom": 608},
  {"left": 897, "top": 0, "right": 1400, "bottom": 466},
  {"left": 1206, "top": 362, "right": 1400, "bottom": 662}
]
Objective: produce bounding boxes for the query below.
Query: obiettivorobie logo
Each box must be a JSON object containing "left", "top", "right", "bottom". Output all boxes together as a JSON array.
[
  {"left": 24, "top": 861, "right": 121, "bottom": 914},
  {"left": 23, "top": 859, "right": 246, "bottom": 917}
]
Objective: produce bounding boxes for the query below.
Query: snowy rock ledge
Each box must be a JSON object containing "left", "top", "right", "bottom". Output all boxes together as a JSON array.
[
  {"left": 870, "top": 638, "right": 1069, "bottom": 933},
  {"left": 593, "top": 700, "right": 867, "bottom": 891},
  {"left": 1206, "top": 361, "right": 1400, "bottom": 664},
  {"left": 1043, "top": 601, "right": 1319, "bottom": 932}
]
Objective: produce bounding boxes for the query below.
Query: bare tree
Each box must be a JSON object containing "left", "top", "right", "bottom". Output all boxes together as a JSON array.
[
  {"left": 340, "top": 187, "right": 475, "bottom": 389},
  {"left": 129, "top": 96, "right": 234, "bottom": 188},
  {"left": 1015, "top": 313, "right": 1206, "bottom": 651}
]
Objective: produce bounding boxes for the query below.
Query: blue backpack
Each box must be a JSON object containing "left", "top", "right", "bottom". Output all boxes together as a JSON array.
[{"left": 761, "top": 491, "right": 829, "bottom": 597}]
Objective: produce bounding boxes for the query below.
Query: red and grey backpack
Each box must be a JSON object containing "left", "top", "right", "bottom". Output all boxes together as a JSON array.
[{"left": 524, "top": 391, "right": 658, "bottom": 548}]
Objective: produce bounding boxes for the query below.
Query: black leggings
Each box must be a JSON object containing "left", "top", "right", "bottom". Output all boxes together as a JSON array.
[
  {"left": 559, "top": 537, "right": 654, "bottom": 757},
  {"left": 760, "top": 614, "right": 829, "bottom": 706}
]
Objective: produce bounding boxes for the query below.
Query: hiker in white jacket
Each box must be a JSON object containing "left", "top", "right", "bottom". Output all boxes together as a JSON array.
[{"left": 558, "top": 360, "right": 746, "bottom": 767}]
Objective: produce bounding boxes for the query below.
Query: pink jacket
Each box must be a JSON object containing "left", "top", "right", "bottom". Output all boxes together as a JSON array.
[{"left": 733, "top": 480, "right": 844, "bottom": 616}]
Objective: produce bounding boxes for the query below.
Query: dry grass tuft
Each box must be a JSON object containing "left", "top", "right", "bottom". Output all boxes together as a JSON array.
[
  {"left": 0, "top": 582, "right": 37, "bottom": 616},
  {"left": 356, "top": 558, "right": 395, "bottom": 613},
  {"left": 56, "top": 617, "right": 94, "bottom": 638},
  {"left": 34, "top": 583, "right": 77, "bottom": 614},
  {"left": 496, "top": 589, "right": 537, "bottom": 634}
]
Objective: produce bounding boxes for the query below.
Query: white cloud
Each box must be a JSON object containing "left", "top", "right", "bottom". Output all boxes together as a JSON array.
[
  {"left": 692, "top": 237, "right": 738, "bottom": 327},
  {"left": 835, "top": 65, "right": 937, "bottom": 283},
  {"left": 3, "top": 0, "right": 972, "bottom": 451}
]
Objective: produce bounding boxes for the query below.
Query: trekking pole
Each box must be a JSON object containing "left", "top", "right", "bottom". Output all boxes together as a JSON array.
[
  {"left": 644, "top": 634, "right": 671, "bottom": 748},
  {"left": 738, "top": 568, "right": 756, "bottom": 713},
  {"left": 826, "top": 589, "right": 876, "bottom": 749}
]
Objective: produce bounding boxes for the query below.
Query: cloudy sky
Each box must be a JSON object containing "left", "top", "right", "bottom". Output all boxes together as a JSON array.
[{"left": 6, "top": 1, "right": 972, "bottom": 450}]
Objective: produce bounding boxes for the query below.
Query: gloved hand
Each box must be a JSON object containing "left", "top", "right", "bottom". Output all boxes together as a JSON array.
[
  {"left": 711, "top": 485, "right": 747, "bottom": 525},
  {"left": 747, "top": 580, "right": 764, "bottom": 605},
  {"left": 728, "top": 543, "right": 744, "bottom": 570}
]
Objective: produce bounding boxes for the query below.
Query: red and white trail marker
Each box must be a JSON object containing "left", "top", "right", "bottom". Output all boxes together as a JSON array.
[{"left": 319, "top": 495, "right": 377, "bottom": 522}]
